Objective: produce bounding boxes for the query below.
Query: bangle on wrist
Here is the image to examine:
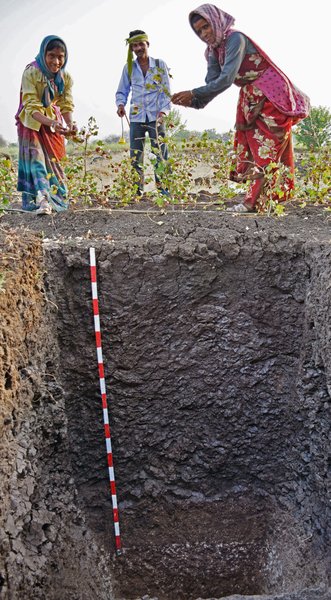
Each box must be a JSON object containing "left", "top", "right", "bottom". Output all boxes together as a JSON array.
[{"left": 50, "top": 120, "right": 59, "bottom": 132}]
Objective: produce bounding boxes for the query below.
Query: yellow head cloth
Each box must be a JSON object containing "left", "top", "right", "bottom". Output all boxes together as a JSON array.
[{"left": 126, "top": 33, "right": 149, "bottom": 78}]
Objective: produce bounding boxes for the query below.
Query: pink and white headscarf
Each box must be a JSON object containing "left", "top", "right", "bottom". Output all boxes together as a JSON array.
[
  {"left": 189, "top": 3, "right": 310, "bottom": 118},
  {"left": 189, "top": 4, "right": 235, "bottom": 63}
]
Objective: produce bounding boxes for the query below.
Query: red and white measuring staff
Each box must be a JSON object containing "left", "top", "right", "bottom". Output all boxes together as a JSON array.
[{"left": 89, "top": 247, "right": 122, "bottom": 555}]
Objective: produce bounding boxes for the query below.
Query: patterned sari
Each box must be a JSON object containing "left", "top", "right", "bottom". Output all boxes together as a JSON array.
[
  {"left": 230, "top": 52, "right": 297, "bottom": 209},
  {"left": 16, "top": 48, "right": 69, "bottom": 212},
  {"left": 17, "top": 117, "right": 68, "bottom": 212},
  {"left": 189, "top": 5, "right": 310, "bottom": 209}
]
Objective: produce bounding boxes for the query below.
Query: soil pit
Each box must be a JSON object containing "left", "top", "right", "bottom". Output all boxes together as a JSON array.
[{"left": 0, "top": 205, "right": 330, "bottom": 600}]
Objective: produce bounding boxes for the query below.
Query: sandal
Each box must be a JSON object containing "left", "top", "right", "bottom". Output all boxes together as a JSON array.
[
  {"left": 226, "top": 202, "right": 254, "bottom": 213},
  {"left": 36, "top": 198, "right": 52, "bottom": 215}
]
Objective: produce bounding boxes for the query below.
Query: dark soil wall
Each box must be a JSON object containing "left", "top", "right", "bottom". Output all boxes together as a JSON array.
[
  {"left": 1, "top": 208, "right": 330, "bottom": 600},
  {"left": 0, "top": 232, "right": 113, "bottom": 599},
  {"left": 44, "top": 212, "right": 330, "bottom": 600}
]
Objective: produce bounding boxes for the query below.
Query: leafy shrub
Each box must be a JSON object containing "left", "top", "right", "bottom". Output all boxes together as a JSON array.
[
  {"left": 0, "top": 155, "right": 17, "bottom": 208},
  {"left": 1, "top": 108, "right": 331, "bottom": 213},
  {"left": 294, "top": 106, "right": 331, "bottom": 150},
  {"left": 295, "top": 146, "right": 331, "bottom": 204}
]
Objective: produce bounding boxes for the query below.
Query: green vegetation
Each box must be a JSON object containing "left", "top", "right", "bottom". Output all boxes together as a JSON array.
[
  {"left": 294, "top": 106, "right": 331, "bottom": 150},
  {"left": 1, "top": 105, "right": 331, "bottom": 213},
  {"left": 0, "top": 155, "right": 17, "bottom": 207}
]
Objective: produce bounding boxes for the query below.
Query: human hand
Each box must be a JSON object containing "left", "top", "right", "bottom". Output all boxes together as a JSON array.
[
  {"left": 117, "top": 105, "right": 126, "bottom": 117},
  {"left": 62, "top": 122, "right": 80, "bottom": 138},
  {"left": 70, "top": 121, "right": 78, "bottom": 134},
  {"left": 50, "top": 120, "right": 68, "bottom": 135},
  {"left": 171, "top": 91, "right": 193, "bottom": 107},
  {"left": 63, "top": 121, "right": 78, "bottom": 136},
  {"left": 157, "top": 112, "right": 165, "bottom": 125}
]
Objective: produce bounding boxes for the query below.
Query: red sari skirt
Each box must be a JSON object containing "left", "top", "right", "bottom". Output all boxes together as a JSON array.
[{"left": 231, "top": 84, "right": 297, "bottom": 209}]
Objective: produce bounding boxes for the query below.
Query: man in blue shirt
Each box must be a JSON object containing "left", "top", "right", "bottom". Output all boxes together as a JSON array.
[{"left": 116, "top": 30, "right": 171, "bottom": 196}]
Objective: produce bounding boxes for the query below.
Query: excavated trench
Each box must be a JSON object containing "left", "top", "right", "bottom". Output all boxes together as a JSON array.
[{"left": 0, "top": 211, "right": 330, "bottom": 600}]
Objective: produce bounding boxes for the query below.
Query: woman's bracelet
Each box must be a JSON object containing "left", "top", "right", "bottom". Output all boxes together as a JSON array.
[{"left": 50, "top": 120, "right": 57, "bottom": 133}]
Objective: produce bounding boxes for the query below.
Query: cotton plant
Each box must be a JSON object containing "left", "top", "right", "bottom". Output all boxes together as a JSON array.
[{"left": 0, "top": 156, "right": 17, "bottom": 208}]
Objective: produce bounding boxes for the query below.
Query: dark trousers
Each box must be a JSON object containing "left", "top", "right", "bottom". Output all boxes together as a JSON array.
[{"left": 130, "top": 120, "right": 168, "bottom": 191}]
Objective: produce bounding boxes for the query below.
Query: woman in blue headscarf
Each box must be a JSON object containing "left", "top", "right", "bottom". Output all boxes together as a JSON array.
[{"left": 16, "top": 35, "right": 78, "bottom": 214}]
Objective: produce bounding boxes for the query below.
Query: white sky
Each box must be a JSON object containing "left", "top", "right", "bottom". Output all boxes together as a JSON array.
[{"left": 0, "top": 0, "right": 330, "bottom": 143}]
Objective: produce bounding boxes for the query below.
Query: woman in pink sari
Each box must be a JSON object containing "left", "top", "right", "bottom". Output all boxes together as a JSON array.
[{"left": 172, "top": 4, "right": 310, "bottom": 212}]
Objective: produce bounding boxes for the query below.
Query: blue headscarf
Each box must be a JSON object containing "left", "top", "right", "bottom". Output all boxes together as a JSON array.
[{"left": 35, "top": 35, "right": 68, "bottom": 107}]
